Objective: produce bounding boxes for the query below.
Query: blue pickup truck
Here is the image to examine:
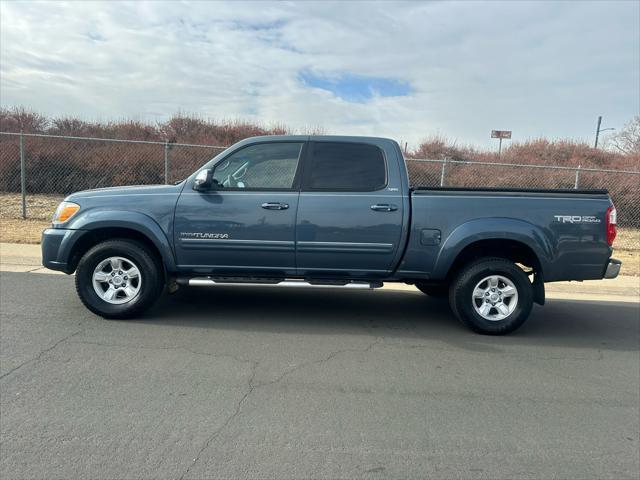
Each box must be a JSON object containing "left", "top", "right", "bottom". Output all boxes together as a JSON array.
[{"left": 42, "top": 135, "right": 621, "bottom": 334}]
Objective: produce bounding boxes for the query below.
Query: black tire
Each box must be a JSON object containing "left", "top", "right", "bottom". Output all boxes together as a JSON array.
[
  {"left": 75, "top": 239, "right": 164, "bottom": 319},
  {"left": 415, "top": 283, "right": 449, "bottom": 299},
  {"left": 449, "top": 257, "right": 533, "bottom": 335}
]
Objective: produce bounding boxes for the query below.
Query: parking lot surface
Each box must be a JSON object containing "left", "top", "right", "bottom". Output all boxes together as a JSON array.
[{"left": 1, "top": 271, "right": 639, "bottom": 479}]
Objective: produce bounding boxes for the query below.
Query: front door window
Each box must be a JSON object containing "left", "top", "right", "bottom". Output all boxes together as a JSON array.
[{"left": 212, "top": 143, "right": 303, "bottom": 190}]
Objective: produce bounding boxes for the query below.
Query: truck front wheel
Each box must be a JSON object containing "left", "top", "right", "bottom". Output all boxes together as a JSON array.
[
  {"left": 449, "top": 257, "right": 533, "bottom": 335},
  {"left": 75, "top": 239, "right": 164, "bottom": 319}
]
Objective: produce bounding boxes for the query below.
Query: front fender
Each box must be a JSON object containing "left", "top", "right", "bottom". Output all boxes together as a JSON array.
[
  {"left": 63, "top": 209, "right": 176, "bottom": 271},
  {"left": 432, "top": 217, "right": 554, "bottom": 278}
]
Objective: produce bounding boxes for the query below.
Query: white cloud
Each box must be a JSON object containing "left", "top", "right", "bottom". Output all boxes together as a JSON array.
[{"left": 1, "top": 0, "right": 638, "bottom": 148}]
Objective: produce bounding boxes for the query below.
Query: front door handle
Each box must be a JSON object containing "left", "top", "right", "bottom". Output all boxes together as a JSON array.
[
  {"left": 371, "top": 204, "right": 398, "bottom": 212},
  {"left": 261, "top": 202, "right": 289, "bottom": 210}
]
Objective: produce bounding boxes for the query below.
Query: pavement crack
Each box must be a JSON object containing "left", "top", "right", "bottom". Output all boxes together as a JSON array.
[
  {"left": 255, "top": 337, "right": 383, "bottom": 389},
  {"left": 178, "top": 360, "right": 259, "bottom": 480},
  {"left": 32, "top": 336, "right": 381, "bottom": 479},
  {"left": 66, "top": 339, "right": 263, "bottom": 480},
  {"left": 177, "top": 337, "right": 382, "bottom": 478},
  {"left": 0, "top": 327, "right": 85, "bottom": 381},
  {"left": 67, "top": 340, "right": 254, "bottom": 366}
]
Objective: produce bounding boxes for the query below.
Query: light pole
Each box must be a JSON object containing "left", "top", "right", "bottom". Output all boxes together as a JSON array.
[{"left": 594, "top": 116, "right": 615, "bottom": 148}]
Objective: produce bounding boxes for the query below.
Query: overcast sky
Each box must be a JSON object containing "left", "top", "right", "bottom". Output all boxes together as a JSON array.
[{"left": 1, "top": 0, "right": 638, "bottom": 147}]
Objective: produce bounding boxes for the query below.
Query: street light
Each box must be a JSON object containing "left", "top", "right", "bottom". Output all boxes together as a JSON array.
[{"left": 594, "top": 116, "right": 615, "bottom": 148}]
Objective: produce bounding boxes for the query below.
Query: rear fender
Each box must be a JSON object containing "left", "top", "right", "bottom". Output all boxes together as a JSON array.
[{"left": 432, "top": 217, "right": 554, "bottom": 279}]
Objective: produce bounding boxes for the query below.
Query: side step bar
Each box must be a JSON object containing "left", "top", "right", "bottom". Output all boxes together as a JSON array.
[{"left": 184, "top": 277, "right": 383, "bottom": 289}]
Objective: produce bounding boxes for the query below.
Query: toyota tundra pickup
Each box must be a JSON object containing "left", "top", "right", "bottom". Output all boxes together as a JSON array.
[{"left": 42, "top": 135, "right": 621, "bottom": 334}]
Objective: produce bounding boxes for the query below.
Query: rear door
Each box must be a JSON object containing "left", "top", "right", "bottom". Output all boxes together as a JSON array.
[
  {"left": 295, "top": 141, "right": 404, "bottom": 277},
  {"left": 173, "top": 141, "right": 304, "bottom": 275}
]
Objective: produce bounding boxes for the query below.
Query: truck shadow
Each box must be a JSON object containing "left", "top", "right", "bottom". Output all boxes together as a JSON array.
[{"left": 141, "top": 286, "right": 639, "bottom": 353}]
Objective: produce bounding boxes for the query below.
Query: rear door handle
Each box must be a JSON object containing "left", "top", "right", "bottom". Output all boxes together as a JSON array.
[
  {"left": 371, "top": 204, "right": 398, "bottom": 212},
  {"left": 261, "top": 202, "right": 289, "bottom": 210}
]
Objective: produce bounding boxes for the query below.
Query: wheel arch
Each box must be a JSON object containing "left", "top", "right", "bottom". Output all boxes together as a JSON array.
[
  {"left": 447, "top": 239, "right": 542, "bottom": 277},
  {"left": 63, "top": 211, "right": 176, "bottom": 274},
  {"left": 432, "top": 218, "right": 552, "bottom": 279}
]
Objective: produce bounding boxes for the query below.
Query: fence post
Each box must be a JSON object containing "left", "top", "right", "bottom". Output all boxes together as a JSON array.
[
  {"left": 19, "top": 130, "right": 27, "bottom": 219},
  {"left": 439, "top": 159, "right": 447, "bottom": 187},
  {"left": 574, "top": 165, "right": 581, "bottom": 189},
  {"left": 164, "top": 140, "right": 170, "bottom": 184}
]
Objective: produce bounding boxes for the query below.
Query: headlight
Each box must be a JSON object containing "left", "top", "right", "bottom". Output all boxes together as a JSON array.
[{"left": 52, "top": 201, "right": 80, "bottom": 224}]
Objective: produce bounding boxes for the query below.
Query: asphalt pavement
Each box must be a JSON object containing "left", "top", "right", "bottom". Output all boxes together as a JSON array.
[{"left": 1, "top": 271, "right": 639, "bottom": 479}]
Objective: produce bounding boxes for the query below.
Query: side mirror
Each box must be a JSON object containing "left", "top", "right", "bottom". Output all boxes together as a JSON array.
[{"left": 193, "top": 169, "right": 213, "bottom": 191}]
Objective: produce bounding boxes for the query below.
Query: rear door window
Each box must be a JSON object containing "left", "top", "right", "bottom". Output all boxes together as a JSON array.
[{"left": 303, "top": 142, "right": 386, "bottom": 191}]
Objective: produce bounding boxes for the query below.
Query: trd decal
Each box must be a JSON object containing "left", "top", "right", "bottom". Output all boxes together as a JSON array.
[{"left": 553, "top": 215, "right": 601, "bottom": 224}]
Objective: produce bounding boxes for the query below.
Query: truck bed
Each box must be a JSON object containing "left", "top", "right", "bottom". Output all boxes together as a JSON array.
[{"left": 401, "top": 187, "right": 614, "bottom": 282}]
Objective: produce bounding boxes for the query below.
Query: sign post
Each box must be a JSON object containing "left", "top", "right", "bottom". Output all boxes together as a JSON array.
[{"left": 491, "top": 130, "right": 512, "bottom": 159}]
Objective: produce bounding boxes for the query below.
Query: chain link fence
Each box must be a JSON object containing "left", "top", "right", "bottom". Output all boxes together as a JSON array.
[{"left": 1, "top": 132, "right": 638, "bottom": 249}]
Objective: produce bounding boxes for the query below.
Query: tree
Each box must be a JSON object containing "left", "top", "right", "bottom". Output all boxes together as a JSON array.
[{"left": 605, "top": 116, "right": 640, "bottom": 155}]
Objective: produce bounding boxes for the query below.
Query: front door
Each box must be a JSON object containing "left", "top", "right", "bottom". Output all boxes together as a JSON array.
[
  {"left": 295, "top": 141, "right": 404, "bottom": 277},
  {"left": 174, "top": 141, "right": 305, "bottom": 275}
]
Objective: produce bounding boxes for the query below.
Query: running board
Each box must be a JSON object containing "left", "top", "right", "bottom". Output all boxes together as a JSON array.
[{"left": 185, "top": 277, "right": 383, "bottom": 289}]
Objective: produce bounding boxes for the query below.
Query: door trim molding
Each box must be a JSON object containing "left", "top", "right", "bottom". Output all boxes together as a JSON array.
[
  {"left": 297, "top": 241, "right": 394, "bottom": 254},
  {"left": 179, "top": 238, "right": 294, "bottom": 251}
]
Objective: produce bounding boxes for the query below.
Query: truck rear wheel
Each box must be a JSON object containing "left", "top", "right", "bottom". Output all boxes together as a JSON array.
[
  {"left": 449, "top": 257, "right": 533, "bottom": 335},
  {"left": 75, "top": 239, "right": 164, "bottom": 319}
]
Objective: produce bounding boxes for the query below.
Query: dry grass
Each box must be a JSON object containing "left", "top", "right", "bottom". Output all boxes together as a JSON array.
[
  {"left": 0, "top": 194, "right": 62, "bottom": 243},
  {"left": 615, "top": 250, "right": 639, "bottom": 277},
  {"left": 0, "top": 218, "right": 50, "bottom": 243},
  {"left": 0, "top": 193, "right": 63, "bottom": 219},
  {"left": 615, "top": 228, "right": 639, "bottom": 251},
  {"left": 0, "top": 193, "right": 638, "bottom": 275}
]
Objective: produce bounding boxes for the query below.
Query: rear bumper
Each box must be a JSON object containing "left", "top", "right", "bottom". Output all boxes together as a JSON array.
[{"left": 604, "top": 258, "right": 621, "bottom": 279}]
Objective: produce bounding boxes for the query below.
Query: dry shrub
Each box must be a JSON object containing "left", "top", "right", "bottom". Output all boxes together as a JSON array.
[{"left": 0, "top": 108, "right": 291, "bottom": 192}]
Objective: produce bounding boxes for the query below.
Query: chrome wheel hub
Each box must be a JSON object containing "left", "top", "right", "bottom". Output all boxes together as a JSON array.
[
  {"left": 92, "top": 256, "right": 142, "bottom": 305},
  {"left": 472, "top": 275, "right": 518, "bottom": 321}
]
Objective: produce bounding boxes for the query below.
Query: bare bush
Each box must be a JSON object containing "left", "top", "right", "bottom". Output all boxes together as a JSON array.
[{"left": 604, "top": 116, "right": 640, "bottom": 155}]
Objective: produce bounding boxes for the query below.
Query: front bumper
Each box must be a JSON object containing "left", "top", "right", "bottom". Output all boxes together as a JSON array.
[
  {"left": 604, "top": 258, "right": 621, "bottom": 279},
  {"left": 41, "top": 228, "right": 86, "bottom": 273}
]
